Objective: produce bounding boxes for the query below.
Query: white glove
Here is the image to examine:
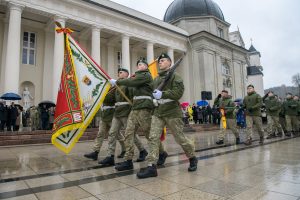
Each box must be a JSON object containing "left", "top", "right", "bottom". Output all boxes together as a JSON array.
[
  {"left": 109, "top": 79, "right": 117, "bottom": 86},
  {"left": 152, "top": 89, "right": 162, "bottom": 100}
]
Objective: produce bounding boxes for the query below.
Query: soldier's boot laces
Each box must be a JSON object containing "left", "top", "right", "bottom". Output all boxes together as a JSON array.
[
  {"left": 136, "top": 149, "right": 148, "bottom": 162},
  {"left": 244, "top": 137, "right": 252, "bottom": 146},
  {"left": 216, "top": 140, "right": 224, "bottom": 145},
  {"left": 115, "top": 160, "right": 133, "bottom": 171},
  {"left": 266, "top": 133, "right": 276, "bottom": 139},
  {"left": 157, "top": 151, "right": 168, "bottom": 166},
  {"left": 98, "top": 156, "right": 115, "bottom": 166},
  {"left": 188, "top": 156, "right": 198, "bottom": 172},
  {"left": 84, "top": 151, "right": 99, "bottom": 160},
  {"left": 259, "top": 136, "right": 264, "bottom": 145},
  {"left": 235, "top": 137, "right": 241, "bottom": 145},
  {"left": 117, "top": 151, "right": 126, "bottom": 158},
  {"left": 137, "top": 164, "right": 157, "bottom": 179}
]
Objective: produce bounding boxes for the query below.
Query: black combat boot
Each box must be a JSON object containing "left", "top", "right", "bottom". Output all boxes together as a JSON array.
[
  {"left": 136, "top": 149, "right": 148, "bottom": 162},
  {"left": 216, "top": 140, "right": 224, "bottom": 145},
  {"left": 259, "top": 136, "right": 264, "bottom": 145},
  {"left": 157, "top": 151, "right": 168, "bottom": 166},
  {"left": 266, "top": 133, "right": 276, "bottom": 139},
  {"left": 137, "top": 164, "right": 157, "bottom": 179},
  {"left": 236, "top": 137, "right": 241, "bottom": 145},
  {"left": 84, "top": 151, "right": 99, "bottom": 160},
  {"left": 99, "top": 155, "right": 115, "bottom": 167},
  {"left": 188, "top": 157, "right": 198, "bottom": 172},
  {"left": 115, "top": 160, "right": 133, "bottom": 171},
  {"left": 244, "top": 137, "right": 252, "bottom": 146},
  {"left": 117, "top": 151, "right": 126, "bottom": 158},
  {"left": 277, "top": 132, "right": 283, "bottom": 137},
  {"left": 285, "top": 132, "right": 291, "bottom": 137}
]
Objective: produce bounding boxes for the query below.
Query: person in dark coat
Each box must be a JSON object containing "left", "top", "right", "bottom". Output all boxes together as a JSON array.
[
  {"left": 40, "top": 105, "right": 49, "bottom": 130},
  {"left": 0, "top": 102, "right": 7, "bottom": 131},
  {"left": 9, "top": 102, "right": 19, "bottom": 131},
  {"left": 192, "top": 104, "right": 198, "bottom": 124}
]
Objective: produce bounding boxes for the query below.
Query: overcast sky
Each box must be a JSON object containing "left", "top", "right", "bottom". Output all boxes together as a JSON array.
[{"left": 110, "top": 0, "right": 300, "bottom": 89}]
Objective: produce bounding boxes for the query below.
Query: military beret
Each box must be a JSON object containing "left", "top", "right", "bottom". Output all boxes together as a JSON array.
[
  {"left": 118, "top": 67, "right": 129, "bottom": 73},
  {"left": 221, "top": 90, "right": 228, "bottom": 93},
  {"left": 158, "top": 53, "right": 171, "bottom": 63},
  {"left": 286, "top": 92, "right": 293, "bottom": 96},
  {"left": 247, "top": 84, "right": 254, "bottom": 88},
  {"left": 136, "top": 57, "right": 148, "bottom": 66}
]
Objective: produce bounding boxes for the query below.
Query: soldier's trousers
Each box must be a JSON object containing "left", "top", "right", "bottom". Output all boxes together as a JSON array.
[
  {"left": 286, "top": 115, "right": 299, "bottom": 132},
  {"left": 217, "top": 118, "right": 239, "bottom": 140},
  {"left": 266, "top": 116, "right": 283, "bottom": 136},
  {"left": 147, "top": 116, "right": 195, "bottom": 165},
  {"left": 107, "top": 116, "right": 144, "bottom": 156},
  {"left": 245, "top": 116, "right": 264, "bottom": 139},
  {"left": 279, "top": 116, "right": 287, "bottom": 132},
  {"left": 124, "top": 109, "right": 165, "bottom": 160}
]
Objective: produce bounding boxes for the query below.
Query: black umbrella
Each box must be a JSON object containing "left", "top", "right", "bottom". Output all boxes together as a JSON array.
[
  {"left": 0, "top": 93, "right": 22, "bottom": 100},
  {"left": 38, "top": 100, "right": 56, "bottom": 108}
]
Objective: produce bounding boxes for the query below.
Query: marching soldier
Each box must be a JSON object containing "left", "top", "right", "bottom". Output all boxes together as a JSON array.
[
  {"left": 214, "top": 90, "right": 240, "bottom": 145},
  {"left": 137, "top": 53, "right": 197, "bottom": 179},
  {"left": 264, "top": 91, "right": 284, "bottom": 139},
  {"left": 243, "top": 84, "right": 264, "bottom": 145},
  {"left": 110, "top": 58, "right": 166, "bottom": 171},
  {"left": 99, "top": 68, "right": 148, "bottom": 167},
  {"left": 283, "top": 93, "right": 299, "bottom": 136},
  {"left": 84, "top": 89, "right": 125, "bottom": 161}
]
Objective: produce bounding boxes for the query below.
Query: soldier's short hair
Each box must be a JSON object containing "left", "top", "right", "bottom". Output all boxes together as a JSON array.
[{"left": 247, "top": 84, "right": 254, "bottom": 89}]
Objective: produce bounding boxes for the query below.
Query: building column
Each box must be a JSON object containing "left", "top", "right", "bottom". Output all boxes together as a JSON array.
[
  {"left": 52, "top": 16, "right": 66, "bottom": 102},
  {"left": 146, "top": 41, "right": 154, "bottom": 63},
  {"left": 107, "top": 44, "right": 116, "bottom": 79},
  {"left": 121, "top": 34, "right": 130, "bottom": 73},
  {"left": 131, "top": 48, "right": 138, "bottom": 73},
  {"left": 0, "top": 19, "right": 9, "bottom": 94},
  {"left": 3, "top": 3, "right": 23, "bottom": 93},
  {"left": 42, "top": 31, "right": 54, "bottom": 100},
  {"left": 91, "top": 25, "right": 101, "bottom": 65},
  {"left": 168, "top": 47, "right": 174, "bottom": 65}
]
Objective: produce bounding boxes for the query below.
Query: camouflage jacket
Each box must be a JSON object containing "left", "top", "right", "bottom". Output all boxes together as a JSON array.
[
  {"left": 216, "top": 96, "right": 235, "bottom": 119},
  {"left": 264, "top": 96, "right": 281, "bottom": 116},
  {"left": 283, "top": 98, "right": 299, "bottom": 116},
  {"left": 114, "top": 80, "right": 133, "bottom": 118},
  {"left": 117, "top": 69, "right": 153, "bottom": 110},
  {"left": 100, "top": 89, "right": 116, "bottom": 122},
  {"left": 153, "top": 71, "right": 184, "bottom": 118},
  {"left": 243, "top": 92, "right": 262, "bottom": 116}
]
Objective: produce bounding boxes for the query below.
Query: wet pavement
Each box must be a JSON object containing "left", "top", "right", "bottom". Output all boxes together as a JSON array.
[{"left": 0, "top": 129, "right": 300, "bottom": 200}]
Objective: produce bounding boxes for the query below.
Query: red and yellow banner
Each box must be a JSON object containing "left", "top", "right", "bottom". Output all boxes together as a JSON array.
[{"left": 52, "top": 28, "right": 111, "bottom": 154}]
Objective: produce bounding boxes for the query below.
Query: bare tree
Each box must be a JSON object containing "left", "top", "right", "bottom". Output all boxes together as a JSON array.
[{"left": 292, "top": 73, "right": 300, "bottom": 96}]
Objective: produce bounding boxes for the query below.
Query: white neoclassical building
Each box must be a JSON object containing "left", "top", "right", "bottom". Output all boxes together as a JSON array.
[{"left": 0, "top": 0, "right": 263, "bottom": 107}]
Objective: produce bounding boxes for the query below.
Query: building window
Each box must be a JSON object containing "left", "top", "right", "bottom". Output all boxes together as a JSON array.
[
  {"left": 222, "top": 62, "right": 230, "bottom": 76},
  {"left": 22, "top": 32, "right": 36, "bottom": 65},
  {"left": 217, "top": 27, "right": 224, "bottom": 38},
  {"left": 117, "top": 51, "right": 122, "bottom": 68}
]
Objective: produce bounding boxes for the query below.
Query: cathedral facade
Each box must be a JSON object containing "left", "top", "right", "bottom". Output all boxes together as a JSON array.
[{"left": 0, "top": 0, "right": 263, "bottom": 107}]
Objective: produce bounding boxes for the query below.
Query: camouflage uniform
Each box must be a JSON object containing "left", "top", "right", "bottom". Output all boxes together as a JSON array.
[
  {"left": 107, "top": 83, "right": 145, "bottom": 156},
  {"left": 264, "top": 96, "right": 283, "bottom": 136},
  {"left": 116, "top": 69, "right": 164, "bottom": 161},
  {"left": 243, "top": 91, "right": 264, "bottom": 140},
  {"left": 283, "top": 98, "right": 299, "bottom": 134},
  {"left": 91, "top": 90, "right": 122, "bottom": 152},
  {"left": 214, "top": 96, "right": 239, "bottom": 141},
  {"left": 147, "top": 71, "right": 195, "bottom": 165},
  {"left": 30, "top": 107, "right": 39, "bottom": 131}
]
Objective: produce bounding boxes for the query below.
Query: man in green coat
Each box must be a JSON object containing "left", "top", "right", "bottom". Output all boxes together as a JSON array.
[
  {"left": 99, "top": 68, "right": 147, "bottom": 167},
  {"left": 294, "top": 95, "right": 300, "bottom": 135},
  {"left": 137, "top": 53, "right": 197, "bottom": 179},
  {"left": 110, "top": 58, "right": 165, "bottom": 171},
  {"left": 243, "top": 84, "right": 264, "bottom": 145},
  {"left": 264, "top": 91, "right": 284, "bottom": 139},
  {"left": 283, "top": 93, "right": 299, "bottom": 136},
  {"left": 214, "top": 90, "right": 240, "bottom": 145},
  {"left": 84, "top": 89, "right": 125, "bottom": 161}
]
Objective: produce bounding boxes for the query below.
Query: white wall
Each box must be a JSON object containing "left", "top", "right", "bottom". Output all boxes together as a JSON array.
[
  {"left": 0, "top": 20, "right": 3, "bottom": 94},
  {"left": 249, "top": 53, "right": 261, "bottom": 66}
]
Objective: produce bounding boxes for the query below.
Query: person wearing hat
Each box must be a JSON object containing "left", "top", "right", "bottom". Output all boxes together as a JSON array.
[
  {"left": 264, "top": 91, "right": 284, "bottom": 139},
  {"left": 283, "top": 93, "right": 299, "bottom": 136},
  {"left": 214, "top": 90, "right": 240, "bottom": 145},
  {"left": 99, "top": 68, "right": 148, "bottom": 167},
  {"left": 137, "top": 53, "right": 197, "bottom": 179},
  {"left": 243, "top": 84, "right": 264, "bottom": 145},
  {"left": 84, "top": 88, "right": 125, "bottom": 161},
  {"left": 109, "top": 58, "right": 165, "bottom": 171}
]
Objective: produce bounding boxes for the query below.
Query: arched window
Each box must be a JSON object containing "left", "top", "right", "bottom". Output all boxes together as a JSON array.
[{"left": 222, "top": 62, "right": 230, "bottom": 76}]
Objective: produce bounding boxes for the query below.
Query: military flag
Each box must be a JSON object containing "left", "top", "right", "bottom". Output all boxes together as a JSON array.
[
  {"left": 148, "top": 60, "right": 167, "bottom": 141},
  {"left": 52, "top": 25, "right": 111, "bottom": 154}
]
